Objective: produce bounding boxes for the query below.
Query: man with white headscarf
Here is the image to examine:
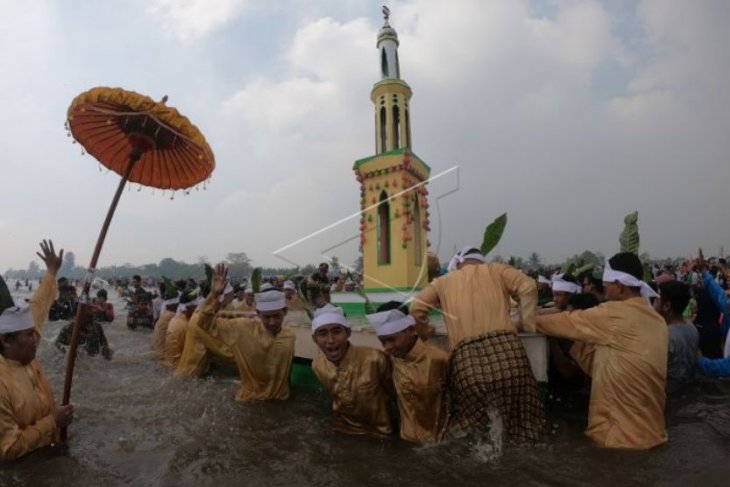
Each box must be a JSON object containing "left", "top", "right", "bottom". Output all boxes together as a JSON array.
[
  {"left": 162, "top": 292, "right": 198, "bottom": 368},
  {"left": 282, "top": 280, "right": 305, "bottom": 311},
  {"left": 311, "top": 304, "right": 393, "bottom": 438},
  {"left": 194, "top": 264, "right": 296, "bottom": 402},
  {"left": 151, "top": 279, "right": 179, "bottom": 360},
  {"left": 368, "top": 304, "right": 448, "bottom": 444},
  {"left": 0, "top": 240, "right": 74, "bottom": 460},
  {"left": 411, "top": 246, "right": 544, "bottom": 444},
  {"left": 537, "top": 252, "right": 668, "bottom": 449}
]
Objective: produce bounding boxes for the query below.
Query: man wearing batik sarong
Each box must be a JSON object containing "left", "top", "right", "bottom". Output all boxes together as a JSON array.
[{"left": 411, "top": 246, "right": 545, "bottom": 444}]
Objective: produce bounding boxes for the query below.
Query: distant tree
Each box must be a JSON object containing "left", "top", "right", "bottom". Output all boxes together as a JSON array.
[{"left": 527, "top": 252, "right": 542, "bottom": 270}]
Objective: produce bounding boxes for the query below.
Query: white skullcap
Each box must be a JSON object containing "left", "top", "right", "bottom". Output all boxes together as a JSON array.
[
  {"left": 366, "top": 309, "right": 415, "bottom": 337},
  {"left": 311, "top": 304, "right": 349, "bottom": 332},
  {"left": 537, "top": 275, "right": 551, "bottom": 286},
  {"left": 244, "top": 287, "right": 254, "bottom": 295},
  {"left": 0, "top": 305, "right": 34, "bottom": 334},
  {"left": 256, "top": 289, "right": 286, "bottom": 312},
  {"left": 177, "top": 300, "right": 197, "bottom": 315},
  {"left": 283, "top": 280, "right": 296, "bottom": 291},
  {"left": 602, "top": 259, "right": 658, "bottom": 299},
  {"left": 551, "top": 273, "right": 581, "bottom": 294},
  {"left": 163, "top": 296, "right": 180, "bottom": 307},
  {"left": 448, "top": 246, "right": 486, "bottom": 272}
]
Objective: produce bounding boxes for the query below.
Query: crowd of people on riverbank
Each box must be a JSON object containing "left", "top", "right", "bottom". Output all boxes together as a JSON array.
[{"left": 1, "top": 240, "right": 729, "bottom": 460}]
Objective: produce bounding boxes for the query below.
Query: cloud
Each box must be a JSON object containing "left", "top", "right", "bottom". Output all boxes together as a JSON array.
[{"left": 148, "top": 0, "right": 254, "bottom": 42}]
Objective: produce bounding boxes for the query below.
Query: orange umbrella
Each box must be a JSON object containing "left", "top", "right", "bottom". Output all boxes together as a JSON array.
[{"left": 61, "top": 86, "right": 215, "bottom": 440}]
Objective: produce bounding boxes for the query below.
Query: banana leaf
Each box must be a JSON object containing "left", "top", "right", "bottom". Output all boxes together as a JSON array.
[
  {"left": 162, "top": 276, "right": 178, "bottom": 300},
  {"left": 619, "top": 211, "right": 640, "bottom": 255},
  {"left": 481, "top": 212, "right": 507, "bottom": 257},
  {"left": 574, "top": 263, "right": 594, "bottom": 277},
  {"left": 561, "top": 262, "right": 576, "bottom": 277},
  {"left": 204, "top": 264, "right": 214, "bottom": 286},
  {"left": 0, "top": 276, "right": 15, "bottom": 313},
  {"left": 250, "top": 268, "right": 262, "bottom": 293}
]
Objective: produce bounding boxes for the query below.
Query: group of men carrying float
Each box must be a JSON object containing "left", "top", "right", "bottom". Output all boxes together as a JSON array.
[{"left": 2, "top": 238, "right": 728, "bottom": 461}]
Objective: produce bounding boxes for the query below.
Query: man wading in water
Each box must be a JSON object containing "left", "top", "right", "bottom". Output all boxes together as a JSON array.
[
  {"left": 537, "top": 252, "right": 668, "bottom": 449},
  {"left": 0, "top": 240, "right": 74, "bottom": 460},
  {"left": 411, "top": 246, "right": 546, "bottom": 445}
]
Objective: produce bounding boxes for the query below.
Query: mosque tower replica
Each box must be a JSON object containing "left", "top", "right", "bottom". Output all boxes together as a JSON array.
[{"left": 353, "top": 7, "right": 431, "bottom": 292}]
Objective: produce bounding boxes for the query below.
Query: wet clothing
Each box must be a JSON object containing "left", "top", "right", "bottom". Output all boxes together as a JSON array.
[
  {"left": 700, "top": 272, "right": 730, "bottom": 356},
  {"left": 312, "top": 345, "right": 393, "bottom": 438},
  {"left": 666, "top": 322, "right": 699, "bottom": 393},
  {"left": 152, "top": 309, "right": 176, "bottom": 360},
  {"left": 48, "top": 300, "right": 76, "bottom": 321},
  {"left": 390, "top": 339, "right": 449, "bottom": 444},
  {"left": 446, "top": 331, "right": 546, "bottom": 443},
  {"left": 0, "top": 273, "right": 58, "bottom": 460},
  {"left": 697, "top": 355, "right": 730, "bottom": 377},
  {"left": 196, "top": 297, "right": 295, "bottom": 402},
  {"left": 163, "top": 314, "right": 190, "bottom": 368},
  {"left": 537, "top": 297, "right": 668, "bottom": 449},
  {"left": 55, "top": 320, "right": 110, "bottom": 357},
  {"left": 411, "top": 262, "right": 538, "bottom": 348},
  {"left": 174, "top": 309, "right": 232, "bottom": 378},
  {"left": 306, "top": 272, "right": 331, "bottom": 306},
  {"left": 693, "top": 286, "right": 723, "bottom": 359}
]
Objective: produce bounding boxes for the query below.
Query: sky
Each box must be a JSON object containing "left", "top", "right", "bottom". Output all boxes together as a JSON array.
[{"left": 1, "top": 0, "right": 729, "bottom": 273}]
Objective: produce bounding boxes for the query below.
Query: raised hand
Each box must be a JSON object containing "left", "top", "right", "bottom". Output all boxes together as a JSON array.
[
  {"left": 36, "top": 239, "right": 64, "bottom": 275},
  {"left": 696, "top": 248, "right": 706, "bottom": 273},
  {"left": 211, "top": 263, "right": 229, "bottom": 296}
]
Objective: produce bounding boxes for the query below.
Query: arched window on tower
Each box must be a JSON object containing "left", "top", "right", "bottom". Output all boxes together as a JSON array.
[
  {"left": 413, "top": 195, "right": 422, "bottom": 267},
  {"left": 392, "top": 105, "right": 401, "bottom": 149},
  {"left": 405, "top": 109, "right": 411, "bottom": 148},
  {"left": 381, "top": 48, "right": 388, "bottom": 78},
  {"left": 379, "top": 107, "right": 387, "bottom": 153},
  {"left": 377, "top": 190, "right": 391, "bottom": 265}
]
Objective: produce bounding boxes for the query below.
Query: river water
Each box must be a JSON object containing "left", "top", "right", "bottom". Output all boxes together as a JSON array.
[{"left": 1, "top": 286, "right": 729, "bottom": 486}]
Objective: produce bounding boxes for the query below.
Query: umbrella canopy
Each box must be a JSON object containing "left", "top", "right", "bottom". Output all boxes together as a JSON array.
[{"left": 66, "top": 87, "right": 215, "bottom": 190}]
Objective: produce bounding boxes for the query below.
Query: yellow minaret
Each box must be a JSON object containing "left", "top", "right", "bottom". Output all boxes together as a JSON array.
[{"left": 353, "top": 6, "right": 431, "bottom": 292}]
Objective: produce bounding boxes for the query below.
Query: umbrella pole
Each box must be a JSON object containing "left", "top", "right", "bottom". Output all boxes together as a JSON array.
[{"left": 60, "top": 150, "right": 141, "bottom": 442}]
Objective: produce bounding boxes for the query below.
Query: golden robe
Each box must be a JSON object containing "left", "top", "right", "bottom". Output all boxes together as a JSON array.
[
  {"left": 411, "top": 262, "right": 538, "bottom": 349},
  {"left": 152, "top": 309, "right": 175, "bottom": 360},
  {"left": 163, "top": 313, "right": 189, "bottom": 368},
  {"left": 197, "top": 298, "right": 295, "bottom": 402},
  {"left": 175, "top": 309, "right": 239, "bottom": 377},
  {"left": 0, "top": 273, "right": 58, "bottom": 460},
  {"left": 312, "top": 345, "right": 393, "bottom": 438},
  {"left": 537, "top": 297, "right": 668, "bottom": 449},
  {"left": 233, "top": 300, "right": 255, "bottom": 312},
  {"left": 390, "top": 339, "right": 449, "bottom": 444},
  {"left": 285, "top": 294, "right": 306, "bottom": 311}
]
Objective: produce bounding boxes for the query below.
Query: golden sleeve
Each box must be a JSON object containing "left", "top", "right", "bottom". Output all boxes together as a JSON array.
[
  {"left": 0, "top": 389, "right": 56, "bottom": 460},
  {"left": 29, "top": 272, "right": 57, "bottom": 333},
  {"left": 499, "top": 264, "right": 538, "bottom": 332},
  {"left": 536, "top": 306, "right": 613, "bottom": 345},
  {"left": 410, "top": 282, "right": 440, "bottom": 340}
]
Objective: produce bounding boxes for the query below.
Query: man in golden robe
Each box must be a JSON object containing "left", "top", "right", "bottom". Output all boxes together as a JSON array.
[
  {"left": 152, "top": 282, "right": 179, "bottom": 360},
  {"left": 195, "top": 264, "right": 296, "bottom": 402},
  {"left": 311, "top": 304, "right": 393, "bottom": 438},
  {"left": 162, "top": 297, "right": 197, "bottom": 368},
  {"left": 175, "top": 283, "right": 237, "bottom": 377},
  {"left": 410, "top": 246, "right": 545, "bottom": 443},
  {"left": 283, "top": 280, "right": 305, "bottom": 311},
  {"left": 537, "top": 252, "right": 668, "bottom": 449},
  {"left": 233, "top": 287, "right": 255, "bottom": 312},
  {"left": 0, "top": 240, "right": 74, "bottom": 460},
  {"left": 368, "top": 306, "right": 448, "bottom": 444}
]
